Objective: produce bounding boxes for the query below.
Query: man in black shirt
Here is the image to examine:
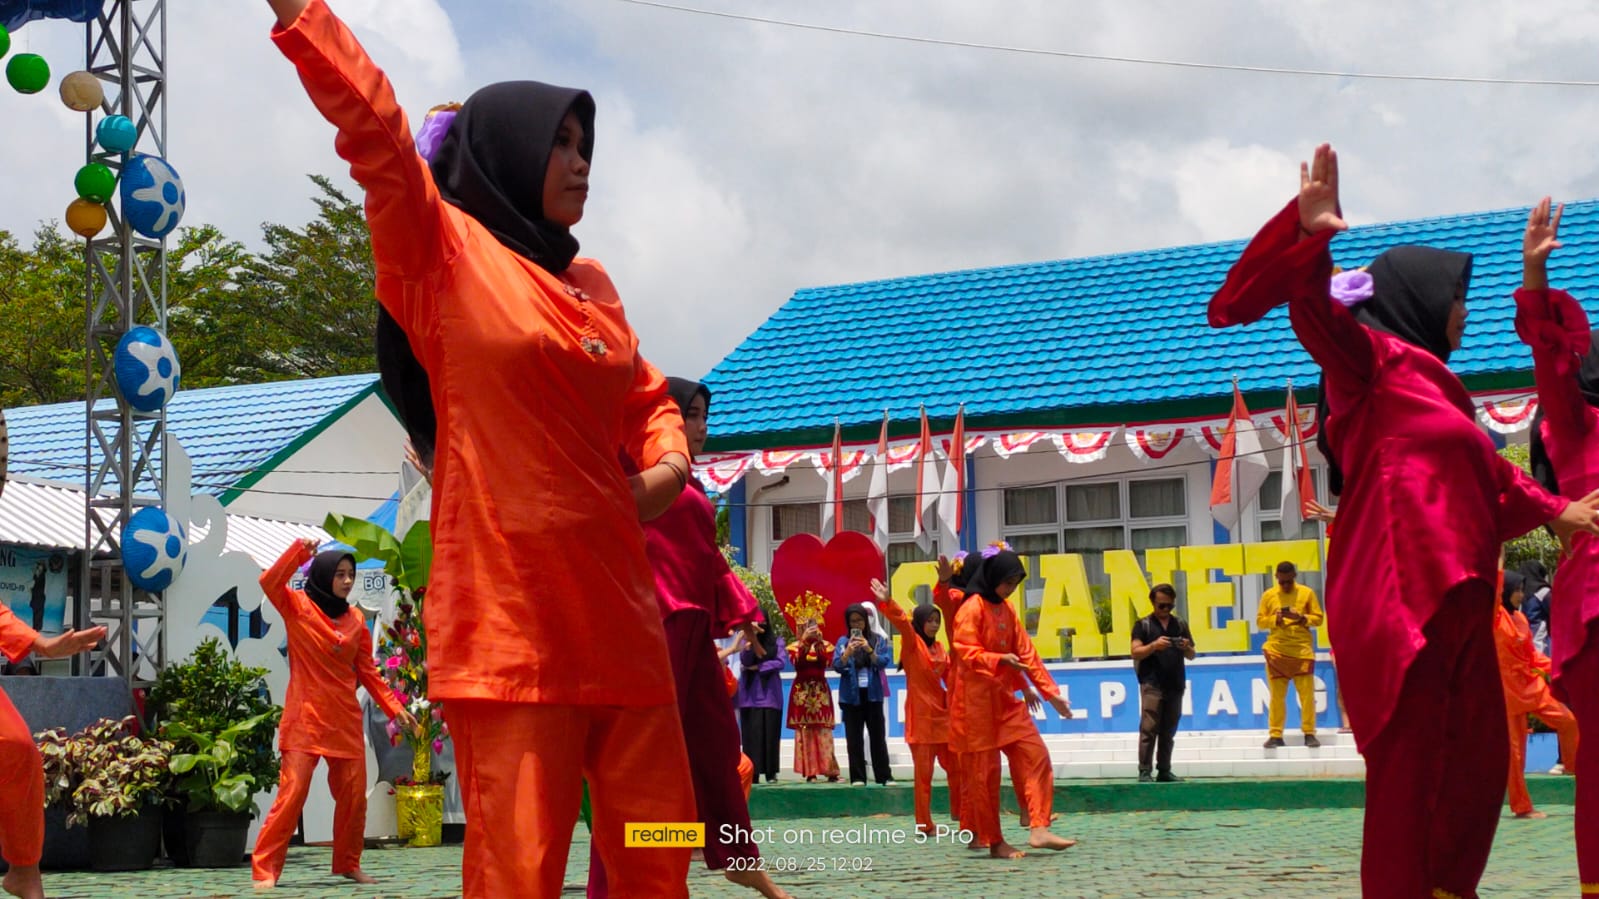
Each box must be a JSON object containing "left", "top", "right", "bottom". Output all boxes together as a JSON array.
[{"left": 1131, "top": 583, "right": 1195, "bottom": 783}]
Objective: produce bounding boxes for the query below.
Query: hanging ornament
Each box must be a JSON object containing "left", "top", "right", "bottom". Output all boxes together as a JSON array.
[
  {"left": 65, "top": 198, "right": 106, "bottom": 238},
  {"left": 5, "top": 52, "right": 48, "bottom": 93},
  {"left": 119, "top": 153, "right": 185, "bottom": 238},
  {"left": 58, "top": 69, "right": 101, "bottom": 111},
  {"left": 95, "top": 113, "right": 136, "bottom": 152},
  {"left": 73, "top": 162, "right": 115, "bottom": 203}
]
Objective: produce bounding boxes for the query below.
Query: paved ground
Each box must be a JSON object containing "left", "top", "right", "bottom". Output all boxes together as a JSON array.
[{"left": 36, "top": 806, "right": 1581, "bottom": 898}]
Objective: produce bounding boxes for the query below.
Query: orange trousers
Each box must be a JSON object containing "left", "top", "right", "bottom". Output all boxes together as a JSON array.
[
  {"left": 959, "top": 731, "right": 1053, "bottom": 847},
  {"left": 1507, "top": 695, "right": 1579, "bottom": 816},
  {"left": 0, "top": 689, "right": 43, "bottom": 868},
  {"left": 251, "top": 751, "right": 366, "bottom": 882},
  {"left": 910, "top": 742, "right": 960, "bottom": 834},
  {"left": 450, "top": 700, "right": 693, "bottom": 899},
  {"left": 738, "top": 753, "right": 754, "bottom": 802}
]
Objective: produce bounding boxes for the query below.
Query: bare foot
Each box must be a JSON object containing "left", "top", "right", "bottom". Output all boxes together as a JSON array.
[
  {"left": 1515, "top": 810, "right": 1548, "bottom": 819},
  {"left": 252, "top": 877, "right": 277, "bottom": 891},
  {"left": 724, "top": 868, "right": 794, "bottom": 898},
  {"left": 341, "top": 868, "right": 379, "bottom": 885},
  {"left": 1028, "top": 827, "right": 1077, "bottom": 851},
  {"left": 989, "top": 840, "right": 1026, "bottom": 859},
  {"left": 3, "top": 864, "right": 45, "bottom": 899}
]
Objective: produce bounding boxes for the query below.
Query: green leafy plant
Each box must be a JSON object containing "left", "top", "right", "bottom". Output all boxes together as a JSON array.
[
  {"left": 322, "top": 514, "right": 431, "bottom": 594},
  {"left": 149, "top": 638, "right": 283, "bottom": 798},
  {"left": 721, "top": 545, "right": 792, "bottom": 641},
  {"left": 166, "top": 711, "right": 279, "bottom": 815},
  {"left": 36, "top": 717, "right": 173, "bottom": 827},
  {"left": 1500, "top": 445, "right": 1562, "bottom": 573}
]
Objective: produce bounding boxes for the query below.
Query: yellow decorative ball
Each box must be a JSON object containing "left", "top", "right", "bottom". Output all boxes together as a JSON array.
[
  {"left": 66, "top": 198, "right": 107, "bottom": 238},
  {"left": 59, "top": 71, "right": 103, "bottom": 112}
]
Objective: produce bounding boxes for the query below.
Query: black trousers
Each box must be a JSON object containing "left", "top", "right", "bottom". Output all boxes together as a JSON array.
[
  {"left": 841, "top": 700, "right": 892, "bottom": 784},
  {"left": 739, "top": 707, "right": 781, "bottom": 780},
  {"left": 1138, "top": 683, "right": 1184, "bottom": 776}
]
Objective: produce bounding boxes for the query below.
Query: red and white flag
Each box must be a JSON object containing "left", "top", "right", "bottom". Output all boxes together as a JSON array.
[
  {"left": 1279, "top": 386, "right": 1316, "bottom": 534},
  {"left": 819, "top": 419, "right": 845, "bottom": 538},
  {"left": 1209, "top": 383, "right": 1269, "bottom": 534},
  {"left": 867, "top": 413, "right": 890, "bottom": 550},
  {"left": 913, "top": 407, "right": 941, "bottom": 553},
  {"left": 938, "top": 406, "right": 966, "bottom": 555}
]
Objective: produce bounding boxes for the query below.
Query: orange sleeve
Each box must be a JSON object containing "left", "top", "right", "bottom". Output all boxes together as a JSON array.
[
  {"left": 260, "top": 541, "right": 316, "bottom": 619},
  {"left": 1012, "top": 617, "right": 1060, "bottom": 700},
  {"left": 620, "top": 355, "right": 689, "bottom": 470},
  {"left": 355, "top": 625, "right": 405, "bottom": 719},
  {"left": 952, "top": 603, "right": 1003, "bottom": 678},
  {"left": 876, "top": 598, "right": 929, "bottom": 667},
  {"left": 271, "top": 0, "right": 459, "bottom": 338},
  {"left": 0, "top": 604, "right": 38, "bottom": 663},
  {"left": 933, "top": 583, "right": 962, "bottom": 645}
]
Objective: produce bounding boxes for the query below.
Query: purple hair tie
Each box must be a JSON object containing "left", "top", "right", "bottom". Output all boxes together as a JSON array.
[
  {"left": 1330, "top": 269, "right": 1374, "bottom": 307},
  {"left": 415, "top": 106, "right": 459, "bottom": 162}
]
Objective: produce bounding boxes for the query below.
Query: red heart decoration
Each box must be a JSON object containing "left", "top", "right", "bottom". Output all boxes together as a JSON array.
[{"left": 770, "top": 532, "right": 886, "bottom": 642}]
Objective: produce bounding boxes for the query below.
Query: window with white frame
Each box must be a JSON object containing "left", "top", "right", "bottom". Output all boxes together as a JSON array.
[{"left": 1000, "top": 475, "right": 1189, "bottom": 593}]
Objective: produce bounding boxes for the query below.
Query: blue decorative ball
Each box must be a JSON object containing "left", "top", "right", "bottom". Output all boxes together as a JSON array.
[
  {"left": 95, "top": 113, "right": 136, "bottom": 152},
  {"left": 121, "top": 506, "right": 186, "bottom": 592},
  {"left": 119, "top": 153, "right": 184, "bottom": 239},
  {"left": 113, "top": 326, "right": 180, "bottom": 411}
]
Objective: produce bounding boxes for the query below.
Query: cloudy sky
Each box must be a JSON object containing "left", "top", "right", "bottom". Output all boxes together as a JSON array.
[{"left": 3, "top": 0, "right": 1599, "bottom": 379}]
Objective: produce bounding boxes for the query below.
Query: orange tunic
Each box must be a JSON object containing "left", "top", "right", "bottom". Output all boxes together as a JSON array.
[
  {"left": 261, "top": 542, "right": 403, "bottom": 759},
  {"left": 1493, "top": 605, "right": 1554, "bottom": 715},
  {"left": 0, "top": 604, "right": 34, "bottom": 663},
  {"left": 950, "top": 592, "right": 1060, "bottom": 754},
  {"left": 877, "top": 600, "right": 952, "bottom": 746},
  {"left": 273, "top": 0, "right": 686, "bottom": 707}
]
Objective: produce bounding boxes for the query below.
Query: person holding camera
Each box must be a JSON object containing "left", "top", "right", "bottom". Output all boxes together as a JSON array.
[
  {"left": 1131, "top": 584, "right": 1195, "bottom": 783},
  {"left": 787, "top": 610, "right": 841, "bottom": 783},
  {"left": 1258, "top": 561, "right": 1324, "bottom": 749},
  {"left": 833, "top": 603, "right": 895, "bottom": 786}
]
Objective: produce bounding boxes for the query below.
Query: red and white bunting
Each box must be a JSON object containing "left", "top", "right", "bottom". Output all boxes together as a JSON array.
[
  {"left": 1477, "top": 397, "right": 1539, "bottom": 434},
  {"left": 693, "top": 453, "right": 753, "bottom": 494},
  {"left": 754, "top": 448, "right": 808, "bottom": 475},
  {"left": 1052, "top": 428, "right": 1119, "bottom": 464},
  {"left": 881, "top": 442, "right": 922, "bottom": 473},
  {"left": 1125, "top": 427, "right": 1187, "bottom": 463},
  {"left": 1191, "top": 420, "right": 1230, "bottom": 457},
  {"left": 990, "top": 431, "right": 1054, "bottom": 459},
  {"left": 810, "top": 448, "right": 870, "bottom": 483},
  {"left": 1267, "top": 406, "right": 1319, "bottom": 444}
]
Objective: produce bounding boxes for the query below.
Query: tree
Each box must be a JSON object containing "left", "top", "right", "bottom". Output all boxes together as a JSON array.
[
  {"left": 0, "top": 226, "right": 88, "bottom": 407},
  {"left": 1500, "top": 443, "right": 1561, "bottom": 573}
]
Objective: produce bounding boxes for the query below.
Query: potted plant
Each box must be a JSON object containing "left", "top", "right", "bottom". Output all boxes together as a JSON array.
[
  {"left": 37, "top": 716, "right": 172, "bottom": 872},
  {"left": 323, "top": 513, "right": 451, "bottom": 847},
  {"left": 148, "top": 638, "right": 283, "bottom": 867}
]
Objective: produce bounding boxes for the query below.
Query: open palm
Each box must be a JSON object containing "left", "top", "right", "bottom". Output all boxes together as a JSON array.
[
  {"left": 1523, "top": 196, "right": 1564, "bottom": 265},
  {"left": 1299, "top": 143, "right": 1348, "bottom": 235}
]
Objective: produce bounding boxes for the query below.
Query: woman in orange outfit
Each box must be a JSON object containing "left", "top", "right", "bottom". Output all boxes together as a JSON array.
[
  {"left": 1494, "top": 569, "right": 1580, "bottom": 820},
  {"left": 265, "top": 1, "right": 699, "bottom": 896},
  {"left": 0, "top": 605, "right": 104, "bottom": 899},
  {"left": 252, "top": 539, "right": 419, "bottom": 889},
  {"left": 948, "top": 549, "right": 1075, "bottom": 859},
  {"left": 870, "top": 578, "right": 960, "bottom": 837}
]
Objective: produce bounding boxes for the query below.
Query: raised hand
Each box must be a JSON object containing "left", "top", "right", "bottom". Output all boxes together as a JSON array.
[
  {"left": 1305, "top": 499, "right": 1336, "bottom": 523},
  {"left": 404, "top": 440, "right": 434, "bottom": 486},
  {"left": 869, "top": 578, "right": 890, "bottom": 604},
  {"left": 935, "top": 555, "right": 954, "bottom": 583},
  {"left": 1550, "top": 489, "right": 1599, "bottom": 553},
  {"left": 1523, "top": 196, "right": 1564, "bottom": 291},
  {"left": 265, "top": 0, "right": 311, "bottom": 28},
  {"left": 33, "top": 626, "right": 108, "bottom": 659},
  {"left": 1298, "top": 143, "right": 1348, "bottom": 237}
]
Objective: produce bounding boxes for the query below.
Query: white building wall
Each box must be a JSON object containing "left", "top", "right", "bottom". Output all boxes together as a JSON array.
[{"left": 223, "top": 394, "right": 404, "bottom": 524}]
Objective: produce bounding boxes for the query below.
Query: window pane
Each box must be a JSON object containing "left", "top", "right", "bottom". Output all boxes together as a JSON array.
[
  {"left": 772, "top": 504, "right": 820, "bottom": 541},
  {"left": 888, "top": 541, "right": 934, "bottom": 571},
  {"left": 1065, "top": 483, "right": 1120, "bottom": 522},
  {"left": 1130, "top": 526, "right": 1187, "bottom": 552},
  {"left": 1129, "top": 477, "right": 1185, "bottom": 518},
  {"left": 888, "top": 496, "right": 917, "bottom": 535},
  {"left": 1063, "top": 526, "right": 1124, "bottom": 552},
  {"left": 843, "top": 499, "right": 871, "bottom": 535},
  {"left": 1007, "top": 532, "right": 1060, "bottom": 556},
  {"left": 1004, "top": 487, "right": 1057, "bottom": 527},
  {"left": 1260, "top": 518, "right": 1319, "bottom": 543},
  {"left": 1259, "top": 471, "right": 1283, "bottom": 511}
]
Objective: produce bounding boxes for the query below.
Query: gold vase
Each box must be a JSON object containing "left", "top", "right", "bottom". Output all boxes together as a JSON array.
[{"left": 395, "top": 740, "right": 442, "bottom": 847}]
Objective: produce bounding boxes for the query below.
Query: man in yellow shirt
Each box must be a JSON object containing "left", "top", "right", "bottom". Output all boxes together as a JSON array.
[{"left": 1257, "top": 561, "right": 1324, "bottom": 748}]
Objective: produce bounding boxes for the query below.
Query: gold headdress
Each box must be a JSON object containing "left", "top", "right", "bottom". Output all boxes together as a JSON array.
[{"left": 788, "top": 591, "right": 830, "bottom": 628}]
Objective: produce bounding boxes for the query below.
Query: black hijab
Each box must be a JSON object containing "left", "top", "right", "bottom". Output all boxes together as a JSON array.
[
  {"left": 1501, "top": 569, "right": 1525, "bottom": 612},
  {"left": 1529, "top": 329, "right": 1599, "bottom": 495},
  {"left": 377, "top": 81, "right": 598, "bottom": 467},
  {"left": 1317, "top": 246, "right": 1472, "bottom": 496},
  {"left": 845, "top": 603, "right": 875, "bottom": 641},
  {"left": 960, "top": 551, "right": 1027, "bottom": 604},
  {"left": 305, "top": 550, "right": 355, "bottom": 619},
  {"left": 666, "top": 377, "right": 711, "bottom": 418},
  {"left": 1517, "top": 559, "right": 1551, "bottom": 598},
  {"left": 754, "top": 610, "right": 779, "bottom": 657},
  {"left": 897, "top": 603, "right": 941, "bottom": 670}
]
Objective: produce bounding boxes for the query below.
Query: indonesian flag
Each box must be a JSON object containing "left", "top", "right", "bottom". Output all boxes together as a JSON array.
[
  {"left": 868, "top": 413, "right": 890, "bottom": 550},
  {"left": 1209, "top": 383, "right": 1269, "bottom": 533},
  {"left": 913, "top": 407, "right": 941, "bottom": 553},
  {"left": 1279, "top": 387, "right": 1316, "bottom": 534},
  {"left": 938, "top": 406, "right": 966, "bottom": 555},
  {"left": 819, "top": 419, "right": 844, "bottom": 538}
]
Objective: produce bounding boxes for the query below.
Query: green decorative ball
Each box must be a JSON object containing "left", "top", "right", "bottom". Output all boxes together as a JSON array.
[
  {"left": 6, "top": 53, "right": 49, "bottom": 95},
  {"left": 74, "top": 163, "right": 116, "bottom": 203},
  {"left": 0, "top": 25, "right": 10, "bottom": 59}
]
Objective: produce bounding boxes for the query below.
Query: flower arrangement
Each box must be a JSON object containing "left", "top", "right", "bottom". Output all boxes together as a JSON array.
[
  {"left": 37, "top": 716, "right": 173, "bottom": 827},
  {"left": 980, "top": 540, "right": 1013, "bottom": 559},
  {"left": 377, "top": 588, "right": 449, "bottom": 773}
]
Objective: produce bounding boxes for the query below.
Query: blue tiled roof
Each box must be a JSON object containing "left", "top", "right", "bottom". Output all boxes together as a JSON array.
[
  {"left": 704, "top": 200, "right": 1599, "bottom": 448},
  {"left": 5, "top": 374, "right": 380, "bottom": 496}
]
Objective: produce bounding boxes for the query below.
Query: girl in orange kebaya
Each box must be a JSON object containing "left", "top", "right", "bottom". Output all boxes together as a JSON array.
[
  {"left": 870, "top": 578, "right": 960, "bottom": 837},
  {"left": 1494, "top": 570, "right": 1579, "bottom": 820},
  {"left": 948, "top": 549, "right": 1075, "bottom": 859},
  {"left": 252, "top": 540, "right": 419, "bottom": 889},
  {"left": 265, "top": 1, "right": 698, "bottom": 895},
  {"left": 787, "top": 603, "right": 841, "bottom": 783},
  {"left": 0, "top": 605, "right": 104, "bottom": 899}
]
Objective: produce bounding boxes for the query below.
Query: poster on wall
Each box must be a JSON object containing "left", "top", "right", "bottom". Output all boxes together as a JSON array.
[{"left": 0, "top": 545, "right": 70, "bottom": 635}]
